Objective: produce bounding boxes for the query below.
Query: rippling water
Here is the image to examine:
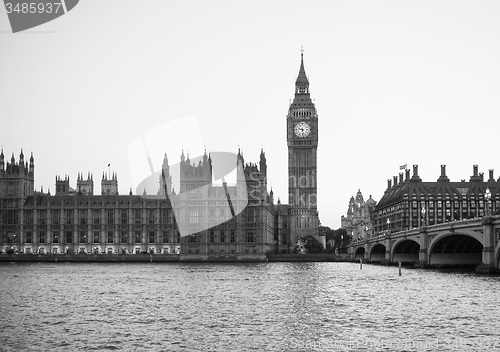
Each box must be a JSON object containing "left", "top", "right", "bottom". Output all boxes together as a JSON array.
[{"left": 0, "top": 262, "right": 499, "bottom": 351}]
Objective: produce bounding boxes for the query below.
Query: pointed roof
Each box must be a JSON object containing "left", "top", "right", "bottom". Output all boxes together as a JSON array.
[
  {"left": 296, "top": 51, "right": 308, "bottom": 85},
  {"left": 288, "top": 49, "right": 316, "bottom": 116}
]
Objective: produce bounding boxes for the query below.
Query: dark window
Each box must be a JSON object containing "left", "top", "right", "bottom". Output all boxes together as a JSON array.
[
  {"left": 107, "top": 231, "right": 114, "bottom": 243},
  {"left": 39, "top": 231, "right": 46, "bottom": 243},
  {"left": 79, "top": 231, "right": 86, "bottom": 244},
  {"left": 230, "top": 230, "right": 236, "bottom": 243},
  {"left": 66, "top": 231, "right": 73, "bottom": 243},
  {"left": 107, "top": 210, "right": 114, "bottom": 224},
  {"left": 162, "top": 231, "right": 170, "bottom": 243},
  {"left": 26, "top": 231, "right": 32, "bottom": 243},
  {"left": 52, "top": 210, "right": 60, "bottom": 225},
  {"left": 148, "top": 231, "right": 155, "bottom": 243},
  {"left": 65, "top": 210, "right": 74, "bottom": 224},
  {"left": 219, "top": 230, "right": 225, "bottom": 243},
  {"left": 246, "top": 232, "right": 255, "bottom": 243},
  {"left": 134, "top": 231, "right": 141, "bottom": 243},
  {"left": 121, "top": 210, "right": 128, "bottom": 224},
  {"left": 53, "top": 231, "right": 59, "bottom": 244},
  {"left": 93, "top": 231, "right": 100, "bottom": 243},
  {"left": 93, "top": 210, "right": 100, "bottom": 224}
]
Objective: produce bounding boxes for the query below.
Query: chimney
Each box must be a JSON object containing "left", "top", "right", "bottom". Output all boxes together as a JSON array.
[
  {"left": 470, "top": 164, "right": 481, "bottom": 182},
  {"left": 393, "top": 176, "right": 398, "bottom": 186},
  {"left": 411, "top": 164, "right": 422, "bottom": 181},
  {"left": 480, "top": 172, "right": 484, "bottom": 182},
  {"left": 488, "top": 169, "right": 494, "bottom": 182},
  {"left": 438, "top": 164, "right": 450, "bottom": 182},
  {"left": 387, "top": 179, "right": 392, "bottom": 189},
  {"left": 399, "top": 172, "right": 404, "bottom": 183},
  {"left": 405, "top": 169, "right": 410, "bottom": 180}
]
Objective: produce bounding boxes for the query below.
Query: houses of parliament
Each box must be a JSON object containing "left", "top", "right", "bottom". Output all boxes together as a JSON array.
[{"left": 0, "top": 53, "right": 321, "bottom": 258}]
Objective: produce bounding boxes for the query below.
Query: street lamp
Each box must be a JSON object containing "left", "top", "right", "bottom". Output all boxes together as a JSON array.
[
  {"left": 386, "top": 218, "right": 390, "bottom": 231},
  {"left": 485, "top": 188, "right": 492, "bottom": 216},
  {"left": 421, "top": 207, "right": 426, "bottom": 227}
]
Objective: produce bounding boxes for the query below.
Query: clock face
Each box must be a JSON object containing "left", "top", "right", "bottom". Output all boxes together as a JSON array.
[{"left": 294, "top": 122, "right": 311, "bottom": 138}]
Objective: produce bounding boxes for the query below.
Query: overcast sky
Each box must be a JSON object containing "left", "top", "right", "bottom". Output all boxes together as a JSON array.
[{"left": 1, "top": 0, "right": 500, "bottom": 228}]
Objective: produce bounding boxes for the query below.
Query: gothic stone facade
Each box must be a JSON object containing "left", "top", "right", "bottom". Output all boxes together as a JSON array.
[{"left": 0, "top": 54, "right": 321, "bottom": 256}]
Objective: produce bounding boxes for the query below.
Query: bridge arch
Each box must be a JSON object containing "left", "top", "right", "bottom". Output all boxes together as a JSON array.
[
  {"left": 354, "top": 246, "right": 365, "bottom": 260},
  {"left": 392, "top": 239, "right": 420, "bottom": 264},
  {"left": 428, "top": 232, "right": 483, "bottom": 266},
  {"left": 496, "top": 241, "right": 500, "bottom": 270},
  {"left": 370, "top": 243, "right": 386, "bottom": 263}
]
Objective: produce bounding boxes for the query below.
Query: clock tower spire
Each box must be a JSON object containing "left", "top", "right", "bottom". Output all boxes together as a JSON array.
[{"left": 287, "top": 49, "right": 319, "bottom": 248}]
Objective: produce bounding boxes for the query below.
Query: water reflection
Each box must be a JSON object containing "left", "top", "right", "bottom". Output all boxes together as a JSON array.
[{"left": 0, "top": 262, "right": 498, "bottom": 351}]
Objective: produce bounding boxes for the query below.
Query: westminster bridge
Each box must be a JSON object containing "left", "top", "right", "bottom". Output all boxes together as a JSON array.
[{"left": 348, "top": 215, "right": 500, "bottom": 273}]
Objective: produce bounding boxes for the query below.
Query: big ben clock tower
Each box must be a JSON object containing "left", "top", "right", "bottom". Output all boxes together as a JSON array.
[{"left": 287, "top": 50, "right": 319, "bottom": 246}]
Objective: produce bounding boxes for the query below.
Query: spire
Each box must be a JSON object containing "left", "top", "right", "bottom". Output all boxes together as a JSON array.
[
  {"left": 288, "top": 48, "right": 316, "bottom": 117},
  {"left": 181, "top": 149, "right": 185, "bottom": 163},
  {"left": 296, "top": 47, "right": 308, "bottom": 87}
]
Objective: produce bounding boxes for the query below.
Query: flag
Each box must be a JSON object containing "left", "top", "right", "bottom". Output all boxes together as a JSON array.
[
  {"left": 108, "top": 163, "right": 110, "bottom": 167},
  {"left": 399, "top": 164, "right": 407, "bottom": 170}
]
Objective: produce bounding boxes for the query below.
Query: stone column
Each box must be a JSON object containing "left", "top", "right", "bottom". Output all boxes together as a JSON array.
[
  {"left": 385, "top": 234, "right": 392, "bottom": 264},
  {"left": 476, "top": 216, "right": 497, "bottom": 273},
  {"left": 417, "top": 226, "right": 428, "bottom": 267}
]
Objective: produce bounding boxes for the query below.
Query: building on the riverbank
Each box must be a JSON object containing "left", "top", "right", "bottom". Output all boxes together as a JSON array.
[
  {"left": 372, "top": 165, "right": 500, "bottom": 234},
  {"left": 0, "top": 150, "right": 277, "bottom": 257},
  {"left": 340, "top": 190, "right": 377, "bottom": 242},
  {"left": 0, "top": 53, "right": 322, "bottom": 256}
]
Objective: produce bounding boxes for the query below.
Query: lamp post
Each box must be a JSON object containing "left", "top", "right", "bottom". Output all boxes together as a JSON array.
[
  {"left": 386, "top": 218, "right": 390, "bottom": 232},
  {"left": 485, "top": 188, "right": 492, "bottom": 216},
  {"left": 421, "top": 207, "right": 426, "bottom": 227}
]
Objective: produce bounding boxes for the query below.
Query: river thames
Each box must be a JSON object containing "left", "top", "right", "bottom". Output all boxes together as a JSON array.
[{"left": 0, "top": 262, "right": 499, "bottom": 351}]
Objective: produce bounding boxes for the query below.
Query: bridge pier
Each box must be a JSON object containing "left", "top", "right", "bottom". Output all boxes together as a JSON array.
[
  {"left": 384, "top": 235, "right": 391, "bottom": 265},
  {"left": 476, "top": 217, "right": 498, "bottom": 274},
  {"left": 415, "top": 227, "right": 429, "bottom": 268}
]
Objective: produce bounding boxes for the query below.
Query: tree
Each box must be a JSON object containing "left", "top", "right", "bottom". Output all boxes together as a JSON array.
[
  {"left": 332, "top": 228, "right": 349, "bottom": 253},
  {"left": 294, "top": 235, "right": 324, "bottom": 254}
]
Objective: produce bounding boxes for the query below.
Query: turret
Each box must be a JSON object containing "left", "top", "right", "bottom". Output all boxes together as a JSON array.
[
  {"left": 29, "top": 152, "right": 34, "bottom": 175},
  {"left": 77, "top": 172, "right": 94, "bottom": 195},
  {"left": 55, "top": 175, "right": 70, "bottom": 195},
  {"left": 159, "top": 153, "right": 172, "bottom": 195},
  {"left": 259, "top": 148, "right": 267, "bottom": 177},
  {"left": 0, "top": 149, "right": 4, "bottom": 171},
  {"left": 101, "top": 172, "right": 118, "bottom": 195}
]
